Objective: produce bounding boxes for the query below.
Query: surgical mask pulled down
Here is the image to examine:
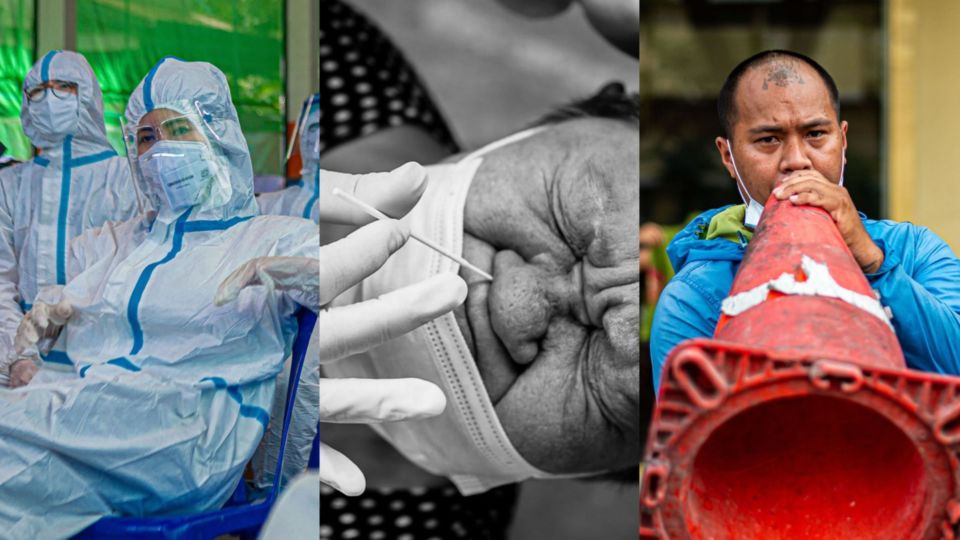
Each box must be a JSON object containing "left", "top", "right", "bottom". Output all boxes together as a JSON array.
[
  {"left": 726, "top": 138, "right": 845, "bottom": 228},
  {"left": 26, "top": 94, "right": 79, "bottom": 146}
]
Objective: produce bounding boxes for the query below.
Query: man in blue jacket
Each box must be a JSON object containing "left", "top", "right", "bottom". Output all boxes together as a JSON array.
[{"left": 650, "top": 49, "right": 960, "bottom": 395}]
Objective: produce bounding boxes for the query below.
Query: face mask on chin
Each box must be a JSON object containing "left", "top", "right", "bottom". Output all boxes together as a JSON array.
[
  {"left": 323, "top": 129, "right": 608, "bottom": 494},
  {"left": 726, "top": 138, "right": 845, "bottom": 229}
]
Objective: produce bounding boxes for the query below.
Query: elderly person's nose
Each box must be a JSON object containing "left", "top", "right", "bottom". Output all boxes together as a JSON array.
[
  {"left": 489, "top": 250, "right": 585, "bottom": 365},
  {"left": 488, "top": 250, "right": 550, "bottom": 365},
  {"left": 780, "top": 136, "right": 813, "bottom": 173}
]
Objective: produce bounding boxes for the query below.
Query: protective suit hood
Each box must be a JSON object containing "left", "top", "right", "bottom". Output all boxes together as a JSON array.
[
  {"left": 21, "top": 50, "right": 114, "bottom": 156},
  {"left": 125, "top": 57, "right": 258, "bottom": 221}
]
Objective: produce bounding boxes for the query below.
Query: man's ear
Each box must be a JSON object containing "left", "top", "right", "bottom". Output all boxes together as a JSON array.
[
  {"left": 716, "top": 136, "right": 736, "bottom": 179},
  {"left": 840, "top": 120, "right": 849, "bottom": 160}
]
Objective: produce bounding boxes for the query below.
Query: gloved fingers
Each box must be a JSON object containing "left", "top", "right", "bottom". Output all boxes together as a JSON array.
[
  {"left": 14, "top": 315, "right": 41, "bottom": 355},
  {"left": 216, "top": 257, "right": 321, "bottom": 307},
  {"left": 318, "top": 443, "right": 366, "bottom": 496},
  {"left": 319, "top": 273, "right": 467, "bottom": 361},
  {"left": 32, "top": 303, "right": 50, "bottom": 331},
  {"left": 214, "top": 258, "right": 264, "bottom": 306},
  {"left": 46, "top": 301, "right": 73, "bottom": 326},
  {"left": 318, "top": 162, "right": 427, "bottom": 225},
  {"left": 318, "top": 219, "right": 410, "bottom": 306},
  {"left": 318, "top": 378, "right": 446, "bottom": 423}
]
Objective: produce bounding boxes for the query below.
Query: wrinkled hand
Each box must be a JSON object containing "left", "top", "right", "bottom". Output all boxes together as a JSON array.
[
  {"left": 14, "top": 301, "right": 73, "bottom": 360},
  {"left": 774, "top": 171, "right": 884, "bottom": 273}
]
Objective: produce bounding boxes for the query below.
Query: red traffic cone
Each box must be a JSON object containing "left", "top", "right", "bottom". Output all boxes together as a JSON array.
[{"left": 641, "top": 195, "right": 960, "bottom": 539}]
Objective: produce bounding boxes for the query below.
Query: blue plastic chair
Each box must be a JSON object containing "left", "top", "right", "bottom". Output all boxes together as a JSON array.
[{"left": 73, "top": 307, "right": 318, "bottom": 540}]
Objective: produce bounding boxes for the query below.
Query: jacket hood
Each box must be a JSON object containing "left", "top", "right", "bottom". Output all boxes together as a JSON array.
[{"left": 666, "top": 205, "right": 749, "bottom": 273}]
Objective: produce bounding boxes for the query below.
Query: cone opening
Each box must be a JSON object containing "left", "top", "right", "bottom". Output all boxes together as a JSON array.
[{"left": 687, "top": 394, "right": 926, "bottom": 539}]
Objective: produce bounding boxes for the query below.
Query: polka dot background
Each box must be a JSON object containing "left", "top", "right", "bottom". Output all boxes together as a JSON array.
[
  {"left": 319, "top": 0, "right": 460, "bottom": 155},
  {"left": 320, "top": 484, "right": 519, "bottom": 540}
]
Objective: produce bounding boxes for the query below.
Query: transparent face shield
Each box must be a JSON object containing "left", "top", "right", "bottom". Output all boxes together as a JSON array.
[
  {"left": 123, "top": 100, "right": 233, "bottom": 215},
  {"left": 284, "top": 101, "right": 312, "bottom": 163}
]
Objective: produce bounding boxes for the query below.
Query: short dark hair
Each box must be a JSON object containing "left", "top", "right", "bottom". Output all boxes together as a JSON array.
[
  {"left": 717, "top": 50, "right": 840, "bottom": 140},
  {"left": 536, "top": 82, "right": 640, "bottom": 126}
]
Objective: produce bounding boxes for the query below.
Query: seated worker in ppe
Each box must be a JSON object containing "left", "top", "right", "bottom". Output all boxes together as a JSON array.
[
  {"left": 650, "top": 50, "right": 960, "bottom": 395},
  {"left": 316, "top": 83, "right": 640, "bottom": 511},
  {"left": 0, "top": 50, "right": 139, "bottom": 387},
  {"left": 0, "top": 58, "right": 325, "bottom": 539},
  {"left": 257, "top": 93, "right": 320, "bottom": 222}
]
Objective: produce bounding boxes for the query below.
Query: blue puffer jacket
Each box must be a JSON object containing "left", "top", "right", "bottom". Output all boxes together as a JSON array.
[{"left": 650, "top": 205, "right": 960, "bottom": 395}]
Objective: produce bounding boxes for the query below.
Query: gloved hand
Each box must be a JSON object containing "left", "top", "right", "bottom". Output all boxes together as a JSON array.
[
  {"left": 216, "top": 163, "right": 467, "bottom": 496},
  {"left": 11, "top": 300, "right": 73, "bottom": 388},
  {"left": 9, "top": 359, "right": 39, "bottom": 389}
]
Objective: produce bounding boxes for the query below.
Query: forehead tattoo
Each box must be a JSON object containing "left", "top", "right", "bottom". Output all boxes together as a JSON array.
[{"left": 760, "top": 61, "right": 806, "bottom": 90}]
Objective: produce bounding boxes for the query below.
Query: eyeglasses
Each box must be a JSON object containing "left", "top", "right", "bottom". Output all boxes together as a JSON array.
[
  {"left": 25, "top": 80, "right": 78, "bottom": 102},
  {"left": 130, "top": 114, "right": 203, "bottom": 154}
]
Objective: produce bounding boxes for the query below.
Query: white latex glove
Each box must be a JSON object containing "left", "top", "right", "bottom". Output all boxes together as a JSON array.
[
  {"left": 11, "top": 300, "right": 73, "bottom": 388},
  {"left": 216, "top": 163, "right": 468, "bottom": 496}
]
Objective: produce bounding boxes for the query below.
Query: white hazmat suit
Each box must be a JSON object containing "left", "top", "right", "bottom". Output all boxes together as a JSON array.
[
  {"left": 0, "top": 50, "right": 139, "bottom": 383},
  {"left": 257, "top": 93, "right": 319, "bottom": 222},
  {"left": 0, "top": 57, "right": 318, "bottom": 539}
]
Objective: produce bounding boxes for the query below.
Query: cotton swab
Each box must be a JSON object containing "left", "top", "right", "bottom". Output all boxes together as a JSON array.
[{"left": 332, "top": 188, "right": 494, "bottom": 281}]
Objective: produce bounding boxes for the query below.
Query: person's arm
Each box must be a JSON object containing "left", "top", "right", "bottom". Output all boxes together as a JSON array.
[
  {"left": 867, "top": 227, "right": 960, "bottom": 374},
  {"left": 649, "top": 276, "right": 719, "bottom": 396},
  {"left": 0, "top": 175, "right": 24, "bottom": 383}
]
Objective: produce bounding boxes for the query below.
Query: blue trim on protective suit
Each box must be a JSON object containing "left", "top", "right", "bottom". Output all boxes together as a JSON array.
[
  {"left": 228, "top": 386, "right": 270, "bottom": 428},
  {"left": 182, "top": 215, "right": 252, "bottom": 233},
  {"left": 142, "top": 56, "right": 184, "bottom": 113},
  {"left": 33, "top": 156, "right": 49, "bottom": 167},
  {"left": 41, "top": 350, "right": 72, "bottom": 365},
  {"left": 40, "top": 50, "right": 59, "bottom": 82},
  {"left": 56, "top": 135, "right": 73, "bottom": 285},
  {"left": 70, "top": 149, "right": 117, "bottom": 168},
  {"left": 126, "top": 212, "right": 251, "bottom": 355},
  {"left": 303, "top": 168, "right": 319, "bottom": 220},
  {"left": 127, "top": 209, "right": 192, "bottom": 354},
  {"left": 200, "top": 376, "right": 228, "bottom": 388},
  {"left": 200, "top": 377, "right": 269, "bottom": 427},
  {"left": 107, "top": 357, "right": 141, "bottom": 372}
]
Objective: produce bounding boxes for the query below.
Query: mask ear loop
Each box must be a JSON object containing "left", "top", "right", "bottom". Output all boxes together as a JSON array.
[
  {"left": 284, "top": 100, "right": 310, "bottom": 163},
  {"left": 118, "top": 115, "right": 146, "bottom": 214}
]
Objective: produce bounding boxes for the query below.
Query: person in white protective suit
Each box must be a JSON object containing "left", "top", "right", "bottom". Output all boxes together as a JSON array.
[
  {"left": 257, "top": 93, "right": 320, "bottom": 222},
  {"left": 0, "top": 50, "right": 139, "bottom": 387},
  {"left": 0, "top": 57, "right": 316, "bottom": 539}
]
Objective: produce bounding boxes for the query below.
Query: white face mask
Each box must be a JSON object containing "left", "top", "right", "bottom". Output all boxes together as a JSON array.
[
  {"left": 26, "top": 93, "right": 79, "bottom": 148},
  {"left": 138, "top": 140, "right": 218, "bottom": 211},
  {"left": 726, "top": 138, "right": 845, "bottom": 229},
  {"left": 325, "top": 129, "right": 602, "bottom": 494}
]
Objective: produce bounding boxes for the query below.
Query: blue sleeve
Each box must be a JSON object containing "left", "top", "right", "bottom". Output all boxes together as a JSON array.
[
  {"left": 867, "top": 228, "right": 960, "bottom": 375},
  {"left": 650, "top": 276, "right": 719, "bottom": 396}
]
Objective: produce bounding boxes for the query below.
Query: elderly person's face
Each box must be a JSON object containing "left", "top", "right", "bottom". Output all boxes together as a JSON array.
[
  {"left": 136, "top": 107, "right": 206, "bottom": 155},
  {"left": 456, "top": 118, "right": 640, "bottom": 473}
]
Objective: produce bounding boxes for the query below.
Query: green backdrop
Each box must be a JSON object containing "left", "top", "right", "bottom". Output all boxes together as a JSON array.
[{"left": 0, "top": 0, "right": 285, "bottom": 176}]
